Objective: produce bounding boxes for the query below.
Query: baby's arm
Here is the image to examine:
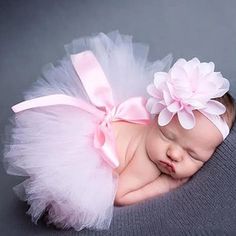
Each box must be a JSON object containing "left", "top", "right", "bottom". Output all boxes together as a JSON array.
[
  {"left": 115, "top": 174, "right": 188, "bottom": 206},
  {"left": 115, "top": 152, "right": 161, "bottom": 206}
]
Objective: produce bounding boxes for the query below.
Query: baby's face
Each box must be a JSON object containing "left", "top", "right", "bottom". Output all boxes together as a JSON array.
[{"left": 145, "top": 111, "right": 223, "bottom": 179}]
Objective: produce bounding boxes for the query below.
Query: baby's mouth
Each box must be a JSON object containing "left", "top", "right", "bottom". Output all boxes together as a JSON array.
[{"left": 159, "top": 161, "right": 175, "bottom": 173}]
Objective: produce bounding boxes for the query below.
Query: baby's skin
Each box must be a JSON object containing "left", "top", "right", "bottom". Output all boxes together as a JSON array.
[{"left": 113, "top": 111, "right": 222, "bottom": 206}]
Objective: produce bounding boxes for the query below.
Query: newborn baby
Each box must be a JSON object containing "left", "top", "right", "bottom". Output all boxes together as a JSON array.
[
  {"left": 113, "top": 60, "right": 235, "bottom": 205},
  {"left": 113, "top": 95, "right": 235, "bottom": 205},
  {"left": 4, "top": 32, "right": 236, "bottom": 232}
]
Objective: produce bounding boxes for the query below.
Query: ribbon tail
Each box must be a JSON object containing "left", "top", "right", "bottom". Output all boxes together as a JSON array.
[
  {"left": 101, "top": 138, "right": 119, "bottom": 168},
  {"left": 94, "top": 124, "right": 119, "bottom": 168},
  {"left": 12, "top": 94, "right": 104, "bottom": 120},
  {"left": 71, "top": 51, "right": 115, "bottom": 111}
]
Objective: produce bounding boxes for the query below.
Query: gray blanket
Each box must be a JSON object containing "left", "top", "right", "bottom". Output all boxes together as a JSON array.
[{"left": 1, "top": 1, "right": 236, "bottom": 235}]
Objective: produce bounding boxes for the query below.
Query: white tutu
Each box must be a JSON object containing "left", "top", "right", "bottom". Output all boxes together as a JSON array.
[{"left": 4, "top": 31, "right": 172, "bottom": 231}]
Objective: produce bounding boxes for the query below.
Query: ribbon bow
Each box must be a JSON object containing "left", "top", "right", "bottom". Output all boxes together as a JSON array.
[{"left": 12, "top": 51, "right": 150, "bottom": 168}]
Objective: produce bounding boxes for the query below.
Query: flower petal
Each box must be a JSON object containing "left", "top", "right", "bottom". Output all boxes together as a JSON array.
[
  {"left": 151, "top": 103, "right": 165, "bottom": 114},
  {"left": 154, "top": 72, "right": 168, "bottom": 88},
  {"left": 189, "top": 57, "right": 200, "bottom": 65},
  {"left": 147, "top": 84, "right": 162, "bottom": 98},
  {"left": 158, "top": 108, "right": 175, "bottom": 126},
  {"left": 177, "top": 109, "right": 195, "bottom": 129},
  {"left": 170, "top": 65, "right": 187, "bottom": 81},
  {"left": 198, "top": 62, "right": 215, "bottom": 76},
  {"left": 184, "top": 58, "right": 200, "bottom": 76},
  {"left": 186, "top": 100, "right": 205, "bottom": 109},
  {"left": 174, "top": 58, "right": 187, "bottom": 67},
  {"left": 214, "top": 77, "right": 230, "bottom": 97},
  {"left": 202, "top": 100, "right": 226, "bottom": 115},
  {"left": 163, "top": 89, "right": 173, "bottom": 105},
  {"left": 188, "top": 66, "right": 199, "bottom": 91},
  {"left": 167, "top": 101, "right": 181, "bottom": 112},
  {"left": 169, "top": 66, "right": 191, "bottom": 98}
]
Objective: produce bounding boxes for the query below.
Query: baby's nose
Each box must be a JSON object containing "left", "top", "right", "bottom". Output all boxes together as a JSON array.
[{"left": 167, "top": 145, "right": 183, "bottom": 162}]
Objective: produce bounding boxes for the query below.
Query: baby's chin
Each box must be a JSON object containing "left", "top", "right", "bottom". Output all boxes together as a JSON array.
[{"left": 167, "top": 171, "right": 192, "bottom": 180}]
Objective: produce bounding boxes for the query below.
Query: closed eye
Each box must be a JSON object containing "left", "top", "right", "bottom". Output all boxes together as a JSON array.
[
  {"left": 159, "top": 127, "right": 175, "bottom": 141},
  {"left": 159, "top": 128, "right": 167, "bottom": 140},
  {"left": 187, "top": 150, "right": 203, "bottom": 162}
]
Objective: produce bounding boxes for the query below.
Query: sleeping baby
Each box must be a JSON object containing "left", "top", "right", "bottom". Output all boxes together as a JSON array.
[{"left": 4, "top": 32, "right": 236, "bottom": 232}]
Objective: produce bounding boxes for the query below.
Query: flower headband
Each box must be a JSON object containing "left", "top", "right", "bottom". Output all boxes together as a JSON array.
[{"left": 146, "top": 57, "right": 230, "bottom": 139}]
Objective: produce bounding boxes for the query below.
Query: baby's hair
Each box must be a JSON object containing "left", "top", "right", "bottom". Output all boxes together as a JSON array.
[{"left": 216, "top": 92, "right": 236, "bottom": 129}]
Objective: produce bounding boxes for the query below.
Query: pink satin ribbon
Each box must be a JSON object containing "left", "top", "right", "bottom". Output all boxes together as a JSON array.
[{"left": 12, "top": 50, "right": 150, "bottom": 168}]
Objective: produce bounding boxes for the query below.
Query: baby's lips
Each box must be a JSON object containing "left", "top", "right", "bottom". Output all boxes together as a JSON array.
[{"left": 159, "top": 160, "right": 175, "bottom": 173}]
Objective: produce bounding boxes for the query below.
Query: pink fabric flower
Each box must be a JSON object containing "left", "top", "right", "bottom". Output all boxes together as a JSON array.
[{"left": 146, "top": 57, "right": 230, "bottom": 129}]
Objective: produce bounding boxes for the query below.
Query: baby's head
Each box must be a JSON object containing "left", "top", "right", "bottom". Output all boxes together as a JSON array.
[{"left": 146, "top": 57, "right": 236, "bottom": 179}]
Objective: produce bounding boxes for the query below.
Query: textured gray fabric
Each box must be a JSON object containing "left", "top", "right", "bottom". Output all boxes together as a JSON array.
[{"left": 1, "top": 0, "right": 236, "bottom": 235}]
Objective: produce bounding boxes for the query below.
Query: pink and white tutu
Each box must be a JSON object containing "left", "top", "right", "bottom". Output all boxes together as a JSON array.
[{"left": 4, "top": 31, "right": 172, "bottom": 231}]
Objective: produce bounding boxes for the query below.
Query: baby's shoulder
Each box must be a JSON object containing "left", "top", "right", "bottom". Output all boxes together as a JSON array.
[
  {"left": 113, "top": 121, "right": 160, "bottom": 178},
  {"left": 116, "top": 147, "right": 161, "bottom": 184}
]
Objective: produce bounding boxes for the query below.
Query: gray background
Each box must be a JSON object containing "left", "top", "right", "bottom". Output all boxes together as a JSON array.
[{"left": 1, "top": 0, "right": 236, "bottom": 235}]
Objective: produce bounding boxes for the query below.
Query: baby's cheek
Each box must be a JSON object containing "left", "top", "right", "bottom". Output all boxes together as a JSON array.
[
  {"left": 147, "top": 145, "right": 160, "bottom": 163},
  {"left": 176, "top": 162, "right": 203, "bottom": 178}
]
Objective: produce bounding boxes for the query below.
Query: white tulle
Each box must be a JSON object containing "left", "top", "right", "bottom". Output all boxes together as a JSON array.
[{"left": 4, "top": 31, "right": 173, "bottom": 231}]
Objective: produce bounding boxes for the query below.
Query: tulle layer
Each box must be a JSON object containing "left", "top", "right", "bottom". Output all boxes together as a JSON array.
[{"left": 4, "top": 31, "right": 172, "bottom": 231}]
